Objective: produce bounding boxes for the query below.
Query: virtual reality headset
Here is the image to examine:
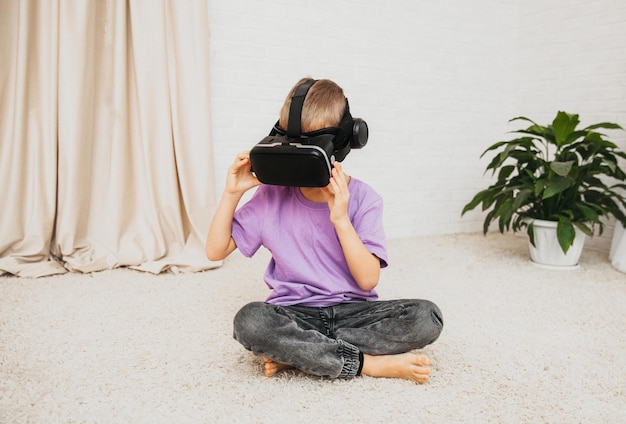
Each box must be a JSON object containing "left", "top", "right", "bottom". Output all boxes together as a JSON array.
[{"left": 250, "top": 79, "right": 368, "bottom": 187}]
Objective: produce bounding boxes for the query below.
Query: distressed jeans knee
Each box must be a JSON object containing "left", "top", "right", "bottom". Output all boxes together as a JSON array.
[{"left": 233, "top": 301, "right": 268, "bottom": 350}]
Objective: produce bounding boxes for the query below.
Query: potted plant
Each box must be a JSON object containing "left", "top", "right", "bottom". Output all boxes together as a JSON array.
[{"left": 462, "top": 111, "right": 626, "bottom": 267}]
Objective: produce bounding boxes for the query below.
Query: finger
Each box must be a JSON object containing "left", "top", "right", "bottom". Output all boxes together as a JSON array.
[
  {"left": 234, "top": 151, "right": 250, "bottom": 165},
  {"left": 331, "top": 166, "right": 339, "bottom": 179},
  {"left": 331, "top": 164, "right": 342, "bottom": 181},
  {"left": 331, "top": 171, "right": 347, "bottom": 192},
  {"left": 334, "top": 163, "right": 348, "bottom": 183},
  {"left": 230, "top": 159, "right": 247, "bottom": 173},
  {"left": 328, "top": 176, "right": 341, "bottom": 193},
  {"left": 236, "top": 152, "right": 252, "bottom": 164}
]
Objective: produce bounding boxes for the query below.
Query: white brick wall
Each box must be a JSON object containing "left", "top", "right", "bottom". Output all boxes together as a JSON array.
[{"left": 207, "top": 0, "right": 626, "bottom": 251}]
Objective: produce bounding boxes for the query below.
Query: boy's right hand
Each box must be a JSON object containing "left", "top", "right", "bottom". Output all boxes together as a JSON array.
[{"left": 225, "top": 151, "right": 261, "bottom": 195}]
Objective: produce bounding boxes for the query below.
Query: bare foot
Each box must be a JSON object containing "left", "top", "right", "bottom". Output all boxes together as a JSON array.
[
  {"left": 361, "top": 352, "right": 432, "bottom": 383},
  {"left": 261, "top": 356, "right": 293, "bottom": 377}
]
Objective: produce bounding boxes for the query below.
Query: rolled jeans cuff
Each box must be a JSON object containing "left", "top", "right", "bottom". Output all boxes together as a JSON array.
[{"left": 336, "top": 340, "right": 362, "bottom": 379}]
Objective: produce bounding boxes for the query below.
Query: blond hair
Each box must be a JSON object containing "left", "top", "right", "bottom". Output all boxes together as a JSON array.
[{"left": 279, "top": 78, "right": 346, "bottom": 133}]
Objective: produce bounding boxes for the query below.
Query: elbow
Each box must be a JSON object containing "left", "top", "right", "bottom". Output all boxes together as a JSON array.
[
  {"left": 359, "top": 278, "right": 379, "bottom": 292},
  {"left": 357, "top": 270, "right": 380, "bottom": 292},
  {"left": 353, "top": 257, "right": 381, "bottom": 292},
  {"left": 206, "top": 236, "right": 236, "bottom": 262},
  {"left": 206, "top": 252, "right": 221, "bottom": 262},
  {"left": 205, "top": 244, "right": 225, "bottom": 262}
]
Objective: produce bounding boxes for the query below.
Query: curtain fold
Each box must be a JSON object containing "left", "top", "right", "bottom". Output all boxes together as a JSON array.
[{"left": 0, "top": 0, "right": 219, "bottom": 277}]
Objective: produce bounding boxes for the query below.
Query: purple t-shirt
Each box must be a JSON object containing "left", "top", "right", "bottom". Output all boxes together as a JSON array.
[{"left": 231, "top": 178, "right": 388, "bottom": 307}]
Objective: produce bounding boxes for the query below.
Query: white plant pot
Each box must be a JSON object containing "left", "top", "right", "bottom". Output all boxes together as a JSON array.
[
  {"left": 527, "top": 219, "right": 586, "bottom": 269},
  {"left": 609, "top": 221, "right": 626, "bottom": 272}
]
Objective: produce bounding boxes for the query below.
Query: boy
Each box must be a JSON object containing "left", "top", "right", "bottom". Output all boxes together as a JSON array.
[{"left": 206, "top": 78, "right": 443, "bottom": 383}]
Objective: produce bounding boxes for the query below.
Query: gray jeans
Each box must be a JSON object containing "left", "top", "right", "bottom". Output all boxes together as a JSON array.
[{"left": 233, "top": 299, "right": 444, "bottom": 379}]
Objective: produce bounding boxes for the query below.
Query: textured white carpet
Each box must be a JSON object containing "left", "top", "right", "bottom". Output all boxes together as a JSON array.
[{"left": 1, "top": 233, "right": 625, "bottom": 423}]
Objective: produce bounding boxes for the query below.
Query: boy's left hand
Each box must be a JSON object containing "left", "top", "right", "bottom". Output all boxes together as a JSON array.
[{"left": 322, "top": 162, "right": 350, "bottom": 226}]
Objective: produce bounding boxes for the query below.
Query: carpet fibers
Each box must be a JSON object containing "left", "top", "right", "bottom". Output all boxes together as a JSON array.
[{"left": 1, "top": 233, "right": 625, "bottom": 423}]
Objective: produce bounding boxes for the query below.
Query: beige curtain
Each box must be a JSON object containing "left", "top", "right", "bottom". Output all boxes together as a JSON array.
[{"left": 0, "top": 0, "right": 220, "bottom": 277}]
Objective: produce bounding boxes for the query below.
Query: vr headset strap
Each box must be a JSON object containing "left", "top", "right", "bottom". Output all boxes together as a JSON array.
[{"left": 287, "top": 79, "right": 317, "bottom": 137}]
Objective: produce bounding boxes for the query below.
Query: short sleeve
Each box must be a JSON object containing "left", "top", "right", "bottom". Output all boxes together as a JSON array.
[
  {"left": 350, "top": 181, "right": 388, "bottom": 268},
  {"left": 231, "top": 188, "right": 266, "bottom": 257}
]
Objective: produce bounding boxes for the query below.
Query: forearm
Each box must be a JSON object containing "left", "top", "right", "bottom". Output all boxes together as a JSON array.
[
  {"left": 205, "top": 192, "right": 243, "bottom": 261},
  {"left": 334, "top": 220, "right": 380, "bottom": 292}
]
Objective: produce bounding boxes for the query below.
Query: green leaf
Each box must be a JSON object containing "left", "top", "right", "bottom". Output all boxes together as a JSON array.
[
  {"left": 510, "top": 116, "right": 539, "bottom": 126},
  {"left": 518, "top": 126, "right": 555, "bottom": 143},
  {"left": 564, "top": 130, "right": 590, "bottom": 144},
  {"left": 496, "top": 198, "right": 514, "bottom": 232},
  {"left": 611, "top": 183, "right": 626, "bottom": 191},
  {"left": 574, "top": 221, "right": 594, "bottom": 237},
  {"left": 527, "top": 222, "right": 535, "bottom": 247},
  {"left": 485, "top": 153, "right": 505, "bottom": 175},
  {"left": 550, "top": 161, "right": 574, "bottom": 176},
  {"left": 480, "top": 141, "right": 508, "bottom": 158},
  {"left": 542, "top": 176, "right": 573, "bottom": 199},
  {"left": 497, "top": 165, "right": 515, "bottom": 182},
  {"left": 462, "top": 190, "right": 488, "bottom": 215},
  {"left": 534, "top": 179, "right": 546, "bottom": 197},
  {"left": 516, "top": 128, "right": 547, "bottom": 139},
  {"left": 576, "top": 203, "right": 599, "bottom": 223},
  {"left": 483, "top": 209, "right": 496, "bottom": 234},
  {"left": 556, "top": 218, "right": 576, "bottom": 254},
  {"left": 552, "top": 111, "right": 580, "bottom": 147},
  {"left": 583, "top": 122, "right": 623, "bottom": 131},
  {"left": 512, "top": 189, "right": 533, "bottom": 210}
]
